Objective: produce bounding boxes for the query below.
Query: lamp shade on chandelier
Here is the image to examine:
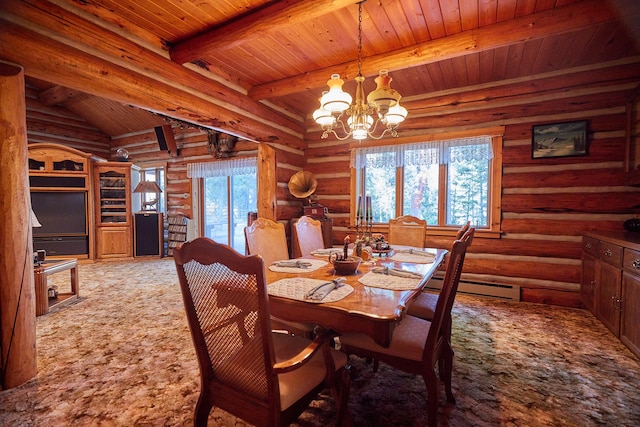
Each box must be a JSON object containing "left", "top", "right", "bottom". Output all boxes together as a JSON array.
[{"left": 313, "top": 2, "right": 408, "bottom": 141}]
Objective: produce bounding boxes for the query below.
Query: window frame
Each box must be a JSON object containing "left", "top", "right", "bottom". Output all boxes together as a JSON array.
[
  {"left": 190, "top": 159, "right": 258, "bottom": 252},
  {"left": 350, "top": 128, "right": 503, "bottom": 239}
]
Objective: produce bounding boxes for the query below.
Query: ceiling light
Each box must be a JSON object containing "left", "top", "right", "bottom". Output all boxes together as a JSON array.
[{"left": 313, "top": 1, "right": 407, "bottom": 141}]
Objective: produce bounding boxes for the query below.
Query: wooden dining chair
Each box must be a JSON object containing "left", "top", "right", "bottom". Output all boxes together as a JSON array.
[
  {"left": 244, "top": 218, "right": 315, "bottom": 337},
  {"left": 291, "top": 215, "right": 325, "bottom": 258},
  {"left": 407, "top": 221, "right": 471, "bottom": 321},
  {"left": 244, "top": 217, "right": 290, "bottom": 266},
  {"left": 173, "top": 237, "right": 351, "bottom": 427},
  {"left": 388, "top": 215, "right": 427, "bottom": 248},
  {"left": 339, "top": 227, "right": 474, "bottom": 427}
]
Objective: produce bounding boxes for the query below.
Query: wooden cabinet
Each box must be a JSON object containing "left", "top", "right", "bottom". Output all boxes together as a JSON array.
[
  {"left": 28, "top": 143, "right": 93, "bottom": 259},
  {"left": 621, "top": 271, "right": 640, "bottom": 357},
  {"left": 581, "top": 232, "right": 640, "bottom": 358},
  {"left": 580, "top": 252, "right": 597, "bottom": 313},
  {"left": 134, "top": 212, "right": 164, "bottom": 257},
  {"left": 94, "top": 162, "right": 133, "bottom": 259}
]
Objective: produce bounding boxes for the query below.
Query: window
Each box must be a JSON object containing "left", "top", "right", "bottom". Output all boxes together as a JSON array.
[
  {"left": 188, "top": 158, "right": 257, "bottom": 253},
  {"left": 139, "top": 167, "right": 165, "bottom": 212},
  {"left": 352, "top": 133, "right": 502, "bottom": 235}
]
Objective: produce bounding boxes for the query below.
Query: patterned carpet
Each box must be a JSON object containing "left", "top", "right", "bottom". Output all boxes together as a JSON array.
[{"left": 1, "top": 258, "right": 639, "bottom": 426}]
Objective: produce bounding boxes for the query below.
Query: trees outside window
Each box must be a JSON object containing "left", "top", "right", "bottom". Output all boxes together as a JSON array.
[
  {"left": 354, "top": 134, "right": 501, "bottom": 233},
  {"left": 203, "top": 172, "right": 256, "bottom": 254}
]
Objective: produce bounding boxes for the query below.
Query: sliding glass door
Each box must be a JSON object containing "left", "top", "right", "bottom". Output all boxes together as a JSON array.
[{"left": 202, "top": 173, "right": 256, "bottom": 253}]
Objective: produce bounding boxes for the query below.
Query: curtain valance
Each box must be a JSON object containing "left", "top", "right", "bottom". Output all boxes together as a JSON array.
[
  {"left": 350, "top": 136, "right": 494, "bottom": 169},
  {"left": 187, "top": 157, "right": 256, "bottom": 178}
]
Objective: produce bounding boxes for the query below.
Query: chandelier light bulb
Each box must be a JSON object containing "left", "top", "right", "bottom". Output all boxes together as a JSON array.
[
  {"left": 384, "top": 101, "right": 408, "bottom": 126},
  {"left": 320, "top": 74, "right": 352, "bottom": 114},
  {"left": 367, "top": 69, "right": 401, "bottom": 117}
]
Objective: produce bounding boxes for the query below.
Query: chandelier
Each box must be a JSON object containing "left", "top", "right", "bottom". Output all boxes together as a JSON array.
[{"left": 313, "top": 1, "right": 408, "bottom": 141}]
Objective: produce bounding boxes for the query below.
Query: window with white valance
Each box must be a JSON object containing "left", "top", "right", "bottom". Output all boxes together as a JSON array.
[
  {"left": 188, "top": 157, "right": 257, "bottom": 253},
  {"left": 187, "top": 157, "right": 256, "bottom": 178},
  {"left": 350, "top": 136, "right": 494, "bottom": 169},
  {"left": 350, "top": 133, "right": 502, "bottom": 234}
]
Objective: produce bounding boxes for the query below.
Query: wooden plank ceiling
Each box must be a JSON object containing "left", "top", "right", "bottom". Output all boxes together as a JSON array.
[{"left": 3, "top": 0, "right": 640, "bottom": 140}]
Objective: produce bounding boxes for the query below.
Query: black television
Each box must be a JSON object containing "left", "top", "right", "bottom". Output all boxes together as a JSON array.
[{"left": 31, "top": 191, "right": 87, "bottom": 236}]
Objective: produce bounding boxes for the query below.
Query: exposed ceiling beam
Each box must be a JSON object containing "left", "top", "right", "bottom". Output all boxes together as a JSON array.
[
  {"left": 0, "top": 0, "right": 302, "bottom": 134},
  {"left": 248, "top": 0, "right": 621, "bottom": 101},
  {"left": 38, "top": 85, "right": 87, "bottom": 106},
  {"left": 0, "top": 20, "right": 303, "bottom": 146},
  {"left": 169, "top": 0, "right": 355, "bottom": 65}
]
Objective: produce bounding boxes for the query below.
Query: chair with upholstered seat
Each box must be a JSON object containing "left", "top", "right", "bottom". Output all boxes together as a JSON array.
[
  {"left": 291, "top": 216, "right": 325, "bottom": 258},
  {"left": 407, "top": 221, "right": 471, "bottom": 321},
  {"left": 245, "top": 218, "right": 315, "bottom": 337},
  {"left": 174, "top": 237, "right": 350, "bottom": 427},
  {"left": 388, "top": 215, "right": 427, "bottom": 248},
  {"left": 339, "top": 227, "right": 474, "bottom": 427}
]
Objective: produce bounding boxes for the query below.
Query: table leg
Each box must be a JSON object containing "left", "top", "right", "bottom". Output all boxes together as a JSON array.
[
  {"left": 34, "top": 270, "right": 48, "bottom": 316},
  {"left": 70, "top": 266, "right": 79, "bottom": 296}
]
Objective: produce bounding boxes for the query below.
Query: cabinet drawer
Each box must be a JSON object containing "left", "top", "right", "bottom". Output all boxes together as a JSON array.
[
  {"left": 582, "top": 236, "right": 599, "bottom": 257},
  {"left": 598, "top": 242, "right": 623, "bottom": 267},
  {"left": 623, "top": 248, "right": 640, "bottom": 275}
]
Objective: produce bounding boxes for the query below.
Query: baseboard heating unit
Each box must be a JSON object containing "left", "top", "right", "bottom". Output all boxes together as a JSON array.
[{"left": 425, "top": 274, "right": 521, "bottom": 301}]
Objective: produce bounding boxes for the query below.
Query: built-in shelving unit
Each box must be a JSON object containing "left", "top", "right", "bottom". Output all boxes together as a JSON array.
[{"left": 94, "top": 162, "right": 133, "bottom": 259}]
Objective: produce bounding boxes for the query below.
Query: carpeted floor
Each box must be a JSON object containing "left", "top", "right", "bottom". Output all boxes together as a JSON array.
[{"left": 1, "top": 258, "right": 639, "bottom": 426}]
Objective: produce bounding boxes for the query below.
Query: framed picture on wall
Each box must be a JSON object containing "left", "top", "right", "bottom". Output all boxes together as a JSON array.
[{"left": 532, "top": 120, "right": 588, "bottom": 159}]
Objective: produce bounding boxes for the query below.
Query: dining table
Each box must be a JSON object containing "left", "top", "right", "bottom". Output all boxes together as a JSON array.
[{"left": 266, "top": 246, "right": 448, "bottom": 347}]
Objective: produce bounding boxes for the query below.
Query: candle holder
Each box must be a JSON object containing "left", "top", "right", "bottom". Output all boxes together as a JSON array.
[{"left": 355, "top": 194, "right": 373, "bottom": 243}]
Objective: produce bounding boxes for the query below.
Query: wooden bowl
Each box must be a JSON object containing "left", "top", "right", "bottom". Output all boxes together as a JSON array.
[{"left": 329, "top": 256, "right": 362, "bottom": 275}]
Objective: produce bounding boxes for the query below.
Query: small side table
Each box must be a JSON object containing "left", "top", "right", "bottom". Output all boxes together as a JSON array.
[{"left": 34, "top": 259, "right": 79, "bottom": 316}]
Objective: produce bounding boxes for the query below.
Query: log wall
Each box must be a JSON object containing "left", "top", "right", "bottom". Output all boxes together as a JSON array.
[{"left": 304, "top": 59, "right": 640, "bottom": 307}]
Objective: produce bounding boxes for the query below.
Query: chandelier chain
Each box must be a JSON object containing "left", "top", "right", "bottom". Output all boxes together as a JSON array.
[{"left": 357, "top": 1, "right": 363, "bottom": 77}]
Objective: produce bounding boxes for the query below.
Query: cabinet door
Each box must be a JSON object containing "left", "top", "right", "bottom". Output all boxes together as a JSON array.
[
  {"left": 621, "top": 272, "right": 640, "bottom": 358},
  {"left": 596, "top": 261, "right": 622, "bottom": 336},
  {"left": 581, "top": 254, "right": 597, "bottom": 314},
  {"left": 97, "top": 227, "right": 132, "bottom": 258}
]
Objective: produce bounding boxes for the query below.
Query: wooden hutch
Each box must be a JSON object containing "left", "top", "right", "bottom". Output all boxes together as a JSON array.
[
  {"left": 93, "top": 161, "right": 135, "bottom": 259},
  {"left": 28, "top": 143, "right": 137, "bottom": 261},
  {"left": 28, "top": 143, "right": 94, "bottom": 260}
]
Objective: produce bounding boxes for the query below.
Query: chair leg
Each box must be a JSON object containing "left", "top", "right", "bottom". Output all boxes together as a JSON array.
[
  {"left": 441, "top": 341, "right": 456, "bottom": 403},
  {"left": 423, "top": 368, "right": 440, "bottom": 427},
  {"left": 194, "top": 391, "right": 214, "bottom": 427},
  {"left": 333, "top": 367, "right": 353, "bottom": 427}
]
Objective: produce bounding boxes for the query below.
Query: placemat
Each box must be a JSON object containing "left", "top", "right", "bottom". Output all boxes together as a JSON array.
[
  {"left": 390, "top": 249, "right": 436, "bottom": 264},
  {"left": 268, "top": 277, "right": 354, "bottom": 303},
  {"left": 268, "top": 258, "right": 328, "bottom": 273},
  {"left": 358, "top": 271, "right": 422, "bottom": 291},
  {"left": 310, "top": 248, "right": 353, "bottom": 257}
]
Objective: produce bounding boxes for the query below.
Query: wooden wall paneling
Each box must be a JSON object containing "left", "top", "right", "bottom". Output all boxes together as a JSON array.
[
  {"left": 520, "top": 288, "right": 582, "bottom": 307},
  {"left": 463, "top": 258, "right": 581, "bottom": 285},
  {"left": 501, "top": 217, "right": 628, "bottom": 235},
  {"left": 501, "top": 192, "right": 640, "bottom": 215},
  {"left": 502, "top": 166, "right": 627, "bottom": 188}
]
